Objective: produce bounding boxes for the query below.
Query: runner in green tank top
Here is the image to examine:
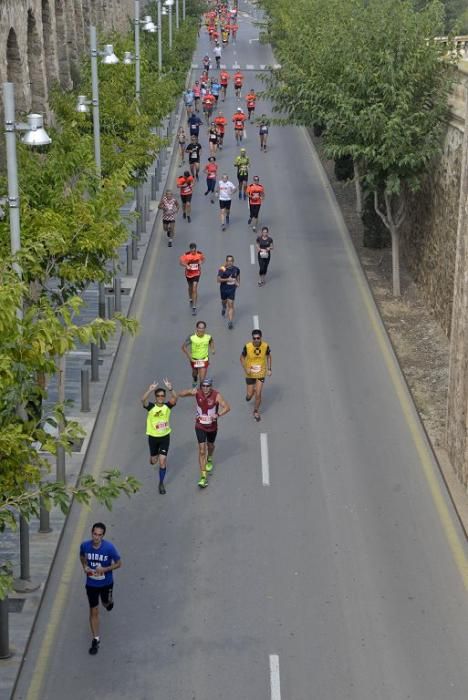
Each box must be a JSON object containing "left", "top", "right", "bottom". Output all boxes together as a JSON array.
[{"left": 181, "top": 320, "right": 215, "bottom": 387}]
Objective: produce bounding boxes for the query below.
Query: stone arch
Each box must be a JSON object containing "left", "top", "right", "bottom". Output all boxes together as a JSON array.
[
  {"left": 42, "top": 0, "right": 60, "bottom": 88},
  {"left": 6, "top": 28, "right": 27, "bottom": 113},
  {"left": 54, "top": 0, "right": 72, "bottom": 89},
  {"left": 27, "top": 9, "right": 48, "bottom": 113}
]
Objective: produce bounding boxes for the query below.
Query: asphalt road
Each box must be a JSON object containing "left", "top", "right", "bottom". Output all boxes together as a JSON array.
[{"left": 13, "top": 3, "right": 468, "bottom": 699}]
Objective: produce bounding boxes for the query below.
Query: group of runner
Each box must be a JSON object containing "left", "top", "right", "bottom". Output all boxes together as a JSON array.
[{"left": 80, "top": 0, "right": 275, "bottom": 660}]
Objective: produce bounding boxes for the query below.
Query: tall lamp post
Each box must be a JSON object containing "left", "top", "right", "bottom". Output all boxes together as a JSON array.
[
  {"left": 164, "top": 0, "right": 174, "bottom": 50},
  {"left": 182, "top": 0, "right": 186, "bottom": 21},
  {"left": 175, "top": 0, "right": 179, "bottom": 30},
  {"left": 3, "top": 81, "right": 51, "bottom": 597}
]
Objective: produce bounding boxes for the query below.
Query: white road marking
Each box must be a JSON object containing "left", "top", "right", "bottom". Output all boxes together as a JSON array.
[
  {"left": 253, "top": 314, "right": 259, "bottom": 328},
  {"left": 246, "top": 63, "right": 255, "bottom": 69},
  {"left": 260, "top": 64, "right": 266, "bottom": 70},
  {"left": 270, "top": 655, "right": 281, "bottom": 700},
  {"left": 191, "top": 63, "right": 199, "bottom": 68},
  {"left": 250, "top": 244, "right": 255, "bottom": 264},
  {"left": 261, "top": 433, "right": 270, "bottom": 486}
]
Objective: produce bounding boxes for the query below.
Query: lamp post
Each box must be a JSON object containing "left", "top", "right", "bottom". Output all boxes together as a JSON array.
[
  {"left": 164, "top": 0, "right": 174, "bottom": 50},
  {"left": 142, "top": 13, "right": 162, "bottom": 75},
  {"left": 182, "top": 0, "right": 186, "bottom": 21},
  {"left": 3, "top": 81, "right": 51, "bottom": 596},
  {"left": 176, "top": 0, "right": 179, "bottom": 30},
  {"left": 135, "top": 0, "right": 141, "bottom": 103}
]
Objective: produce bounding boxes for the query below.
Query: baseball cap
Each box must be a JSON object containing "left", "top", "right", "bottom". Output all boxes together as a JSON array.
[{"left": 201, "top": 377, "right": 213, "bottom": 387}]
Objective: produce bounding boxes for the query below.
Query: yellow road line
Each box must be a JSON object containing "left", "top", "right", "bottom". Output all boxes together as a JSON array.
[
  {"left": 25, "top": 203, "right": 167, "bottom": 700},
  {"left": 301, "top": 127, "right": 468, "bottom": 590}
]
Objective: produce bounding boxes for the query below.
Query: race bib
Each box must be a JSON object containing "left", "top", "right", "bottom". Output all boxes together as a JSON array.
[
  {"left": 227, "top": 279, "right": 236, "bottom": 285},
  {"left": 154, "top": 421, "right": 169, "bottom": 431},
  {"left": 250, "top": 364, "right": 262, "bottom": 373},
  {"left": 199, "top": 415, "right": 213, "bottom": 425},
  {"left": 260, "top": 250, "right": 269, "bottom": 258},
  {"left": 193, "top": 360, "right": 206, "bottom": 368},
  {"left": 89, "top": 567, "right": 105, "bottom": 581},
  {"left": 188, "top": 263, "right": 199, "bottom": 270}
]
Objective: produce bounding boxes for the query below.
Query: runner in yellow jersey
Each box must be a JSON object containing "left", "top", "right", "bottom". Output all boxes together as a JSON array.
[
  {"left": 240, "top": 329, "right": 272, "bottom": 421},
  {"left": 141, "top": 378, "right": 177, "bottom": 494},
  {"left": 182, "top": 320, "right": 215, "bottom": 387}
]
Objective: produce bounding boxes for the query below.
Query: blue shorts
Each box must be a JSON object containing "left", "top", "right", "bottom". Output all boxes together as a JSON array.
[{"left": 220, "top": 285, "right": 236, "bottom": 301}]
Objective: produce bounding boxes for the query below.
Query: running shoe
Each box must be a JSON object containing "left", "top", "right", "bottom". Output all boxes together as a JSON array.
[
  {"left": 221, "top": 305, "right": 226, "bottom": 316},
  {"left": 168, "top": 240, "right": 172, "bottom": 247},
  {"left": 206, "top": 458, "right": 214, "bottom": 473},
  {"left": 253, "top": 411, "right": 261, "bottom": 422},
  {"left": 159, "top": 483, "right": 166, "bottom": 494},
  {"left": 192, "top": 306, "right": 197, "bottom": 316},
  {"left": 187, "top": 215, "right": 191, "bottom": 223},
  {"left": 222, "top": 224, "right": 226, "bottom": 231},
  {"left": 198, "top": 475, "right": 208, "bottom": 488},
  {"left": 228, "top": 321, "right": 233, "bottom": 329},
  {"left": 183, "top": 212, "right": 186, "bottom": 219},
  {"left": 252, "top": 225, "right": 256, "bottom": 232},
  {"left": 226, "top": 214, "right": 230, "bottom": 225},
  {"left": 248, "top": 218, "right": 252, "bottom": 225},
  {"left": 89, "top": 638, "right": 100, "bottom": 655}
]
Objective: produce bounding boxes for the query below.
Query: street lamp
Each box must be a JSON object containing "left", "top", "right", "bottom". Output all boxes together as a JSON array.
[
  {"left": 176, "top": 0, "right": 179, "bottom": 30},
  {"left": 2, "top": 80, "right": 52, "bottom": 594},
  {"left": 143, "top": 7, "right": 162, "bottom": 74},
  {"left": 164, "top": 0, "right": 174, "bottom": 50}
]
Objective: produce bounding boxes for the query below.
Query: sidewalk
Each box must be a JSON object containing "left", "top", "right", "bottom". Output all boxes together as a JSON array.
[{"left": 0, "top": 107, "right": 181, "bottom": 699}]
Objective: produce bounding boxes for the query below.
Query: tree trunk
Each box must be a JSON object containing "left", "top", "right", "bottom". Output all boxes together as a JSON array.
[
  {"left": 353, "top": 161, "right": 362, "bottom": 216},
  {"left": 390, "top": 223, "right": 401, "bottom": 297},
  {"left": 446, "top": 82, "right": 468, "bottom": 489}
]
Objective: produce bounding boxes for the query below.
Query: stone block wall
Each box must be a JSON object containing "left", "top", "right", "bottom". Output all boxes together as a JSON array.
[
  {"left": 400, "top": 63, "right": 467, "bottom": 338},
  {"left": 0, "top": 0, "right": 134, "bottom": 117}
]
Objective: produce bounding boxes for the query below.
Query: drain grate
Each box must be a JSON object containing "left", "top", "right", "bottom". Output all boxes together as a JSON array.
[{"left": 9, "top": 598, "right": 25, "bottom": 613}]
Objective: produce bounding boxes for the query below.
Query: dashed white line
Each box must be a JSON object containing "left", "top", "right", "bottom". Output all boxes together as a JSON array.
[
  {"left": 253, "top": 314, "right": 259, "bottom": 328},
  {"left": 261, "top": 433, "right": 270, "bottom": 486},
  {"left": 269, "top": 654, "right": 281, "bottom": 700},
  {"left": 250, "top": 244, "right": 255, "bottom": 264},
  {"left": 246, "top": 63, "right": 255, "bottom": 69}
]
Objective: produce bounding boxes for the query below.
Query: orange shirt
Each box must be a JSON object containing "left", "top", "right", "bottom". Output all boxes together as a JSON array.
[
  {"left": 204, "top": 162, "right": 218, "bottom": 179},
  {"left": 214, "top": 115, "right": 228, "bottom": 133},
  {"left": 246, "top": 92, "right": 257, "bottom": 108},
  {"left": 234, "top": 72, "right": 244, "bottom": 86},
  {"left": 220, "top": 71, "right": 230, "bottom": 85},
  {"left": 176, "top": 175, "right": 194, "bottom": 196},
  {"left": 203, "top": 94, "right": 216, "bottom": 107},
  {"left": 179, "top": 250, "right": 205, "bottom": 279},
  {"left": 232, "top": 112, "right": 246, "bottom": 130},
  {"left": 247, "top": 183, "right": 264, "bottom": 203}
]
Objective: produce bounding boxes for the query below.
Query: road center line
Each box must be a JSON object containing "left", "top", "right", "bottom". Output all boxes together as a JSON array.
[
  {"left": 253, "top": 314, "right": 259, "bottom": 328},
  {"left": 261, "top": 433, "right": 270, "bottom": 485},
  {"left": 269, "top": 654, "right": 281, "bottom": 700},
  {"left": 250, "top": 244, "right": 255, "bottom": 264}
]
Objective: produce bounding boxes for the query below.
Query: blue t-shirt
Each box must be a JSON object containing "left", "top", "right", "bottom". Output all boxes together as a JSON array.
[{"left": 80, "top": 539, "right": 121, "bottom": 588}]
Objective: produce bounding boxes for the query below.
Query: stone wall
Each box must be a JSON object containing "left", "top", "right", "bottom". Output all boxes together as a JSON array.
[
  {"left": 400, "top": 62, "right": 468, "bottom": 338},
  {"left": 0, "top": 0, "right": 134, "bottom": 116}
]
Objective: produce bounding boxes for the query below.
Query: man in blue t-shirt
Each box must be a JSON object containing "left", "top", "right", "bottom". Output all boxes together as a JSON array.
[
  {"left": 79, "top": 522, "right": 121, "bottom": 655},
  {"left": 217, "top": 254, "right": 240, "bottom": 329}
]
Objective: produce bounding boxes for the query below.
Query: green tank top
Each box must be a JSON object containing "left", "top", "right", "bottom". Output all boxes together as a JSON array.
[
  {"left": 146, "top": 403, "right": 172, "bottom": 437},
  {"left": 190, "top": 333, "right": 212, "bottom": 360}
]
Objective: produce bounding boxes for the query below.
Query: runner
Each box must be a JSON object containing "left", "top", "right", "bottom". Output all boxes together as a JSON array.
[
  {"left": 216, "top": 173, "right": 237, "bottom": 231},
  {"left": 258, "top": 115, "right": 269, "bottom": 151},
  {"left": 233, "top": 69, "right": 244, "bottom": 97},
  {"left": 240, "top": 330, "right": 272, "bottom": 421},
  {"left": 230, "top": 19, "right": 238, "bottom": 43},
  {"left": 177, "top": 378, "right": 230, "bottom": 488},
  {"left": 186, "top": 134, "right": 202, "bottom": 181},
  {"left": 210, "top": 76, "right": 221, "bottom": 103},
  {"left": 80, "top": 523, "right": 121, "bottom": 656},
  {"left": 179, "top": 242, "right": 206, "bottom": 314},
  {"left": 234, "top": 147, "right": 250, "bottom": 200},
  {"left": 158, "top": 189, "right": 179, "bottom": 247},
  {"left": 214, "top": 109, "right": 227, "bottom": 149},
  {"left": 208, "top": 121, "right": 219, "bottom": 156},
  {"left": 203, "top": 54, "right": 211, "bottom": 74},
  {"left": 177, "top": 126, "right": 187, "bottom": 166},
  {"left": 245, "top": 88, "right": 257, "bottom": 121},
  {"left": 192, "top": 80, "right": 201, "bottom": 112},
  {"left": 141, "top": 379, "right": 177, "bottom": 493},
  {"left": 202, "top": 89, "right": 216, "bottom": 125},
  {"left": 220, "top": 68, "right": 229, "bottom": 101},
  {"left": 246, "top": 175, "right": 265, "bottom": 231},
  {"left": 232, "top": 107, "right": 247, "bottom": 146},
  {"left": 203, "top": 155, "right": 218, "bottom": 203},
  {"left": 188, "top": 111, "right": 203, "bottom": 138},
  {"left": 221, "top": 25, "right": 229, "bottom": 45},
  {"left": 213, "top": 41, "right": 222, "bottom": 69},
  {"left": 256, "top": 226, "right": 274, "bottom": 285},
  {"left": 217, "top": 254, "right": 240, "bottom": 329},
  {"left": 176, "top": 170, "right": 194, "bottom": 223},
  {"left": 183, "top": 88, "right": 194, "bottom": 118},
  {"left": 182, "top": 320, "right": 215, "bottom": 387}
]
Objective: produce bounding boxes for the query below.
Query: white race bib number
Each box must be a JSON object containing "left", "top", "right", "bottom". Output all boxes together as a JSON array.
[
  {"left": 250, "top": 364, "right": 261, "bottom": 373},
  {"left": 155, "top": 421, "right": 169, "bottom": 431},
  {"left": 89, "top": 568, "right": 105, "bottom": 581},
  {"left": 227, "top": 279, "right": 236, "bottom": 285},
  {"left": 199, "top": 415, "right": 213, "bottom": 425},
  {"left": 260, "top": 250, "right": 269, "bottom": 258},
  {"left": 193, "top": 360, "right": 206, "bottom": 368},
  {"left": 188, "top": 263, "right": 199, "bottom": 270}
]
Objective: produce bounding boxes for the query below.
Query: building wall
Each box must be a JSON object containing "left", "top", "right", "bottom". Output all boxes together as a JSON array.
[
  {"left": 400, "top": 63, "right": 467, "bottom": 338},
  {"left": 0, "top": 0, "right": 134, "bottom": 116}
]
